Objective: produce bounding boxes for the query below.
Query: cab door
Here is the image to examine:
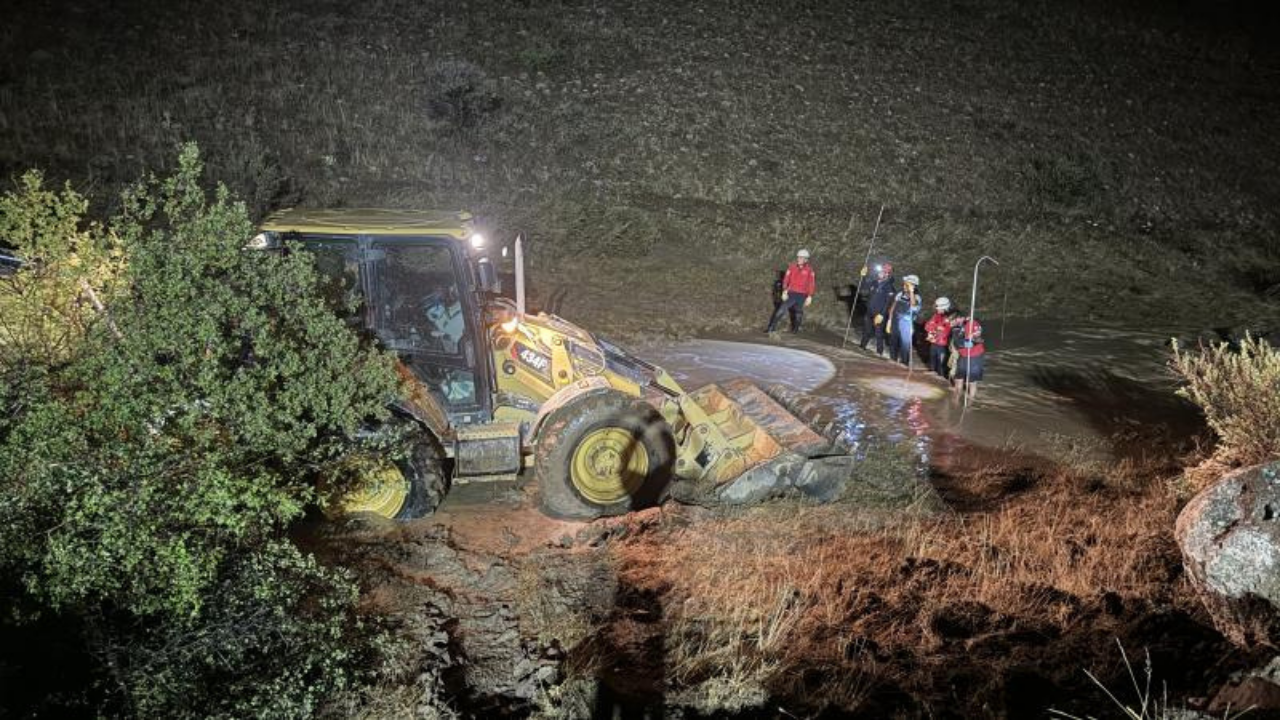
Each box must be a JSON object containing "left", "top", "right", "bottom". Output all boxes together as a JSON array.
[{"left": 365, "top": 239, "right": 492, "bottom": 425}]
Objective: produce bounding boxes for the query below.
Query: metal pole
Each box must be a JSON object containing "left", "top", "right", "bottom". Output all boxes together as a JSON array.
[
  {"left": 841, "top": 204, "right": 886, "bottom": 349},
  {"left": 514, "top": 233, "right": 526, "bottom": 316},
  {"left": 964, "top": 255, "right": 999, "bottom": 410}
]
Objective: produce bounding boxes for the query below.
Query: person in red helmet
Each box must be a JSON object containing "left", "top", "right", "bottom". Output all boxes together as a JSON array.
[
  {"left": 924, "top": 296, "right": 955, "bottom": 379},
  {"left": 949, "top": 311, "right": 986, "bottom": 400},
  {"left": 766, "top": 248, "right": 816, "bottom": 333}
]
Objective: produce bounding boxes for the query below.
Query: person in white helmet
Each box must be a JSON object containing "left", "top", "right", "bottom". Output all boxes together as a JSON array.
[
  {"left": 886, "top": 274, "right": 922, "bottom": 366},
  {"left": 924, "top": 296, "right": 957, "bottom": 378},
  {"left": 766, "top": 248, "right": 816, "bottom": 333}
]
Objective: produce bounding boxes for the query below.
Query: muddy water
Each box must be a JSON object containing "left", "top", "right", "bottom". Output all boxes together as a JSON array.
[{"left": 636, "top": 320, "right": 1202, "bottom": 466}]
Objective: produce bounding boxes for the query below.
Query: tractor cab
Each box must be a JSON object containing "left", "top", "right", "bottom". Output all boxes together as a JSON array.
[{"left": 255, "top": 209, "right": 497, "bottom": 426}]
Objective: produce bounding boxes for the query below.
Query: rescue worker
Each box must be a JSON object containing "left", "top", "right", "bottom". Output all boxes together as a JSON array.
[
  {"left": 923, "top": 297, "right": 955, "bottom": 379},
  {"left": 949, "top": 312, "right": 986, "bottom": 400},
  {"left": 886, "top": 274, "right": 922, "bottom": 366},
  {"left": 858, "top": 262, "right": 896, "bottom": 356},
  {"left": 766, "top": 248, "right": 816, "bottom": 333}
]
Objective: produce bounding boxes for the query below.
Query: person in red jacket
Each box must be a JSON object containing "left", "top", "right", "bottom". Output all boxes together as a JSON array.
[
  {"left": 923, "top": 296, "right": 955, "bottom": 379},
  {"left": 949, "top": 313, "right": 985, "bottom": 400},
  {"left": 766, "top": 248, "right": 816, "bottom": 333}
]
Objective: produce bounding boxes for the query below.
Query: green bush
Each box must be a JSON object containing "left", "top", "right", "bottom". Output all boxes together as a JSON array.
[
  {"left": 1171, "top": 334, "right": 1280, "bottom": 465},
  {"left": 0, "top": 144, "right": 401, "bottom": 717}
]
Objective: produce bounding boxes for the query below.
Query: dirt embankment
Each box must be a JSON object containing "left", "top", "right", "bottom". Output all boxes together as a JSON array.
[{"left": 312, "top": 432, "right": 1256, "bottom": 718}]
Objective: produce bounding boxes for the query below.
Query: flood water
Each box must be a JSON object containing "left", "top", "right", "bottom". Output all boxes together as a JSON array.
[{"left": 636, "top": 320, "right": 1204, "bottom": 467}]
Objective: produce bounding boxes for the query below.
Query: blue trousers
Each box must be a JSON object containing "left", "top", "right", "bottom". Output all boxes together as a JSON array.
[
  {"left": 767, "top": 293, "right": 808, "bottom": 332},
  {"left": 890, "top": 318, "right": 914, "bottom": 365}
]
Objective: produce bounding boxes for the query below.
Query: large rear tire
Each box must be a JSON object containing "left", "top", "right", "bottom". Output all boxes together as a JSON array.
[
  {"left": 534, "top": 391, "right": 674, "bottom": 520},
  {"left": 328, "top": 430, "right": 448, "bottom": 521}
]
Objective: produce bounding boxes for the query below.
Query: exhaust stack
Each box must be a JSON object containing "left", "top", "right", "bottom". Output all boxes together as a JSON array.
[{"left": 515, "top": 233, "right": 526, "bottom": 316}]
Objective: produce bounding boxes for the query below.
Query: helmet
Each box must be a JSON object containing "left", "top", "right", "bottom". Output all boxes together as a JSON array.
[
  {"left": 935, "top": 296, "right": 952, "bottom": 311},
  {"left": 903, "top": 274, "right": 920, "bottom": 286},
  {"left": 796, "top": 249, "right": 811, "bottom": 259}
]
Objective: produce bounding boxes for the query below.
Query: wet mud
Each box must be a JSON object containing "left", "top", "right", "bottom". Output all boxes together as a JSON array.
[{"left": 337, "top": 321, "right": 1233, "bottom": 718}]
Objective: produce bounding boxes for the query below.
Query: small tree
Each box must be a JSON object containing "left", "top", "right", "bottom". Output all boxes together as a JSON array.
[
  {"left": 0, "top": 144, "right": 401, "bottom": 716},
  {"left": 1171, "top": 334, "right": 1280, "bottom": 466},
  {"left": 0, "top": 170, "right": 123, "bottom": 370}
]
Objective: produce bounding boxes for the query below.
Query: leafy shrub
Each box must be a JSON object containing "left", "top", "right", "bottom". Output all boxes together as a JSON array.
[
  {"left": 1171, "top": 334, "right": 1280, "bottom": 465},
  {"left": 0, "top": 170, "right": 123, "bottom": 369},
  {"left": 0, "top": 144, "right": 400, "bottom": 716}
]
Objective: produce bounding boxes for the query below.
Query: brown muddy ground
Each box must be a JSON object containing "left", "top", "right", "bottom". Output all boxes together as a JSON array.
[{"left": 313, "top": 333, "right": 1255, "bottom": 718}]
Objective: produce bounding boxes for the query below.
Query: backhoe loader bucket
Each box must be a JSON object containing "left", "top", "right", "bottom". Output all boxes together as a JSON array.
[{"left": 672, "top": 378, "right": 857, "bottom": 505}]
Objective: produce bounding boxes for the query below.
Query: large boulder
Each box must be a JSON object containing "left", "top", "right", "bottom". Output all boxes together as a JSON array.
[{"left": 1176, "top": 461, "right": 1280, "bottom": 647}]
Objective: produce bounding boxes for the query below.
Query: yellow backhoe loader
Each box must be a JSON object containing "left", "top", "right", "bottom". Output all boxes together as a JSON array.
[{"left": 253, "top": 209, "right": 854, "bottom": 519}]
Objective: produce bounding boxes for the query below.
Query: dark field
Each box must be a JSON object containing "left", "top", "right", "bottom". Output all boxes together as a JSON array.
[{"left": 3, "top": 0, "right": 1279, "bottom": 337}]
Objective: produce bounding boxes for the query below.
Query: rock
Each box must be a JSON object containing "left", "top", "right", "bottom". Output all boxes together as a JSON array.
[
  {"left": 534, "top": 664, "right": 558, "bottom": 684},
  {"left": 1209, "top": 676, "right": 1280, "bottom": 717},
  {"left": 1176, "top": 461, "right": 1280, "bottom": 647}
]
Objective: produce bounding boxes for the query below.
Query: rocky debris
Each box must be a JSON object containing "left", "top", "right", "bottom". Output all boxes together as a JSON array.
[
  {"left": 1176, "top": 461, "right": 1280, "bottom": 647},
  {"left": 318, "top": 522, "right": 616, "bottom": 713}
]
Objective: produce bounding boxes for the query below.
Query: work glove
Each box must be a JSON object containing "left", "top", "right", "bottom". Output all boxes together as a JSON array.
[
  {"left": 885, "top": 322, "right": 893, "bottom": 335},
  {"left": 781, "top": 291, "right": 789, "bottom": 301},
  {"left": 874, "top": 314, "right": 883, "bottom": 325},
  {"left": 804, "top": 296, "right": 812, "bottom": 307},
  {"left": 859, "top": 266, "right": 868, "bottom": 278}
]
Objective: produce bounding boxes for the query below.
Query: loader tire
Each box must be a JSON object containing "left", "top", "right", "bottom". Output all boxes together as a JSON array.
[
  {"left": 534, "top": 391, "right": 674, "bottom": 520},
  {"left": 394, "top": 436, "right": 448, "bottom": 521},
  {"left": 328, "top": 430, "right": 448, "bottom": 521}
]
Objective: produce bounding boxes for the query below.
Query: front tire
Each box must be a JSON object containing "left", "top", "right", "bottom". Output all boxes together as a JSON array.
[{"left": 534, "top": 391, "right": 674, "bottom": 520}]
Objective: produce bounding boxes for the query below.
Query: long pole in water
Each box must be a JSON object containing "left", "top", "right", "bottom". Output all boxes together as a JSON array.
[
  {"left": 841, "top": 204, "right": 886, "bottom": 349},
  {"left": 964, "top": 255, "right": 999, "bottom": 411}
]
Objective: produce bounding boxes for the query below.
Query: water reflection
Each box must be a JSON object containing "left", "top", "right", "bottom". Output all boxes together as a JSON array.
[{"left": 639, "top": 321, "right": 1201, "bottom": 466}]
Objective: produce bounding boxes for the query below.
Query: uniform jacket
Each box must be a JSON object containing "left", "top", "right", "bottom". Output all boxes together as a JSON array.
[
  {"left": 950, "top": 318, "right": 985, "bottom": 358},
  {"left": 865, "top": 276, "right": 897, "bottom": 315},
  {"left": 924, "top": 312, "right": 952, "bottom": 346},
  {"left": 782, "top": 262, "right": 816, "bottom": 296}
]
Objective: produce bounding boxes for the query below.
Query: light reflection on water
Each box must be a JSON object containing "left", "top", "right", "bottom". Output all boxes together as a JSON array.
[
  {"left": 639, "top": 338, "right": 944, "bottom": 467},
  {"left": 637, "top": 321, "right": 1200, "bottom": 466}
]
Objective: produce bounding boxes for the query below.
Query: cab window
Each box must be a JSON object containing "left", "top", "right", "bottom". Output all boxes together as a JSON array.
[{"left": 371, "top": 243, "right": 479, "bottom": 413}]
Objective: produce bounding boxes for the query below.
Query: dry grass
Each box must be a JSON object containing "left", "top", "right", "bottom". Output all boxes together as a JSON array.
[{"left": 613, "top": 455, "right": 1195, "bottom": 714}]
